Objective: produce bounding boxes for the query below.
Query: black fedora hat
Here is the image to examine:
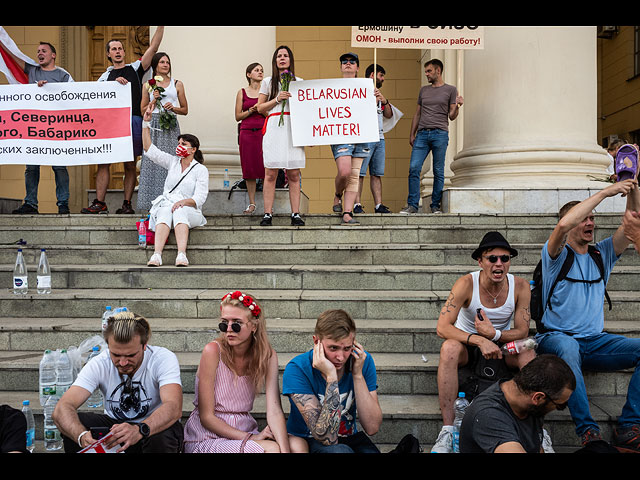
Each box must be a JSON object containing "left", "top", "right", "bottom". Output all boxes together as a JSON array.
[{"left": 471, "top": 231, "right": 518, "bottom": 260}]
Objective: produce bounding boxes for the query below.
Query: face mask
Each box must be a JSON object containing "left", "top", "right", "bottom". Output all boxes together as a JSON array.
[{"left": 176, "top": 144, "right": 191, "bottom": 158}]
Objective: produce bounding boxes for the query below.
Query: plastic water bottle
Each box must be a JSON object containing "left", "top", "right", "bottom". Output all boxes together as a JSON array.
[
  {"left": 501, "top": 337, "right": 538, "bottom": 355},
  {"left": 55, "top": 349, "right": 73, "bottom": 397},
  {"left": 13, "top": 248, "right": 28, "bottom": 295},
  {"left": 43, "top": 395, "right": 62, "bottom": 451},
  {"left": 224, "top": 168, "right": 230, "bottom": 188},
  {"left": 452, "top": 392, "right": 470, "bottom": 453},
  {"left": 138, "top": 219, "right": 147, "bottom": 247},
  {"left": 39, "top": 349, "right": 57, "bottom": 406},
  {"left": 22, "top": 400, "right": 35, "bottom": 453},
  {"left": 86, "top": 346, "right": 103, "bottom": 408},
  {"left": 102, "top": 306, "right": 113, "bottom": 333},
  {"left": 37, "top": 248, "right": 51, "bottom": 294}
]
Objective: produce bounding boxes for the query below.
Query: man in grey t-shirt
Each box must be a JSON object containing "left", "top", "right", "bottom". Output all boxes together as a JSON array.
[
  {"left": 400, "top": 58, "right": 462, "bottom": 215},
  {"left": 3, "top": 42, "right": 74, "bottom": 214}
]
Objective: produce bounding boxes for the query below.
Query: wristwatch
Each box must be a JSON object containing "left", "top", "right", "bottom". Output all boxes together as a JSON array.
[{"left": 138, "top": 422, "right": 150, "bottom": 438}]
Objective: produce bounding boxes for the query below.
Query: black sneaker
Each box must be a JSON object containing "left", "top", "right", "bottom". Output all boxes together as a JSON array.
[
  {"left": 58, "top": 204, "right": 70, "bottom": 214},
  {"left": 12, "top": 203, "right": 39, "bottom": 214},
  {"left": 613, "top": 425, "right": 640, "bottom": 453},
  {"left": 81, "top": 199, "right": 109, "bottom": 214},
  {"left": 353, "top": 203, "right": 365, "bottom": 214},
  {"left": 291, "top": 213, "right": 305, "bottom": 226},
  {"left": 375, "top": 204, "right": 391, "bottom": 214},
  {"left": 260, "top": 213, "right": 272, "bottom": 226},
  {"left": 115, "top": 200, "right": 135, "bottom": 214}
]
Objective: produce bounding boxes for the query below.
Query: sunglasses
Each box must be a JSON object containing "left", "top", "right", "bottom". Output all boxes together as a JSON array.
[
  {"left": 483, "top": 255, "right": 512, "bottom": 263},
  {"left": 543, "top": 392, "right": 568, "bottom": 411},
  {"left": 218, "top": 321, "right": 243, "bottom": 333},
  {"left": 341, "top": 59, "right": 357, "bottom": 65}
]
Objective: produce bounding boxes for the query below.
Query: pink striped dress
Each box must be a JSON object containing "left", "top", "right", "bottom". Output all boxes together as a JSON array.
[{"left": 183, "top": 342, "right": 264, "bottom": 453}]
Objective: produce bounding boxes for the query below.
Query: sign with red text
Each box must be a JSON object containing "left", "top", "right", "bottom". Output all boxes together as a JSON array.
[
  {"left": 0, "top": 81, "right": 132, "bottom": 166},
  {"left": 288, "top": 78, "right": 379, "bottom": 147},
  {"left": 351, "top": 26, "right": 484, "bottom": 50}
]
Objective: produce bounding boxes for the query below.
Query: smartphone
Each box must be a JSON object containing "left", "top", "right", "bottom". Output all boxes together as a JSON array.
[
  {"left": 476, "top": 308, "right": 484, "bottom": 321},
  {"left": 90, "top": 426, "right": 110, "bottom": 439}
]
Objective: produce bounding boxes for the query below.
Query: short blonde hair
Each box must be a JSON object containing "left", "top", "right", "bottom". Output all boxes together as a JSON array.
[
  {"left": 314, "top": 309, "right": 356, "bottom": 341},
  {"left": 103, "top": 311, "right": 151, "bottom": 345}
]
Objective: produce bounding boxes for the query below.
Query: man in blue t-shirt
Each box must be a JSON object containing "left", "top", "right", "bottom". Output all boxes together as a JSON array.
[
  {"left": 282, "top": 309, "right": 382, "bottom": 453},
  {"left": 536, "top": 178, "right": 640, "bottom": 452}
]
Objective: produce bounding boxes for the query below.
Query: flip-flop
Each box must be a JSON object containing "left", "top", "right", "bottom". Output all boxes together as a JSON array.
[{"left": 615, "top": 144, "right": 639, "bottom": 181}]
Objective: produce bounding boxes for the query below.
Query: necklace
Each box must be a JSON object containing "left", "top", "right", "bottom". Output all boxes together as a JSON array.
[{"left": 481, "top": 275, "right": 507, "bottom": 305}]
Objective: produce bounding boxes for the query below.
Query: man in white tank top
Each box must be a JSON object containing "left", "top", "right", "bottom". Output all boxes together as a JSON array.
[{"left": 431, "top": 231, "right": 535, "bottom": 453}]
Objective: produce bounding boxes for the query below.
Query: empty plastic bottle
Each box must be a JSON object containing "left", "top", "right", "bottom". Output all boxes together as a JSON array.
[
  {"left": 37, "top": 248, "right": 51, "bottom": 294},
  {"left": 13, "top": 248, "right": 28, "bottom": 295},
  {"left": 224, "top": 168, "right": 230, "bottom": 188},
  {"left": 138, "top": 219, "right": 147, "bottom": 248},
  {"left": 39, "top": 349, "right": 57, "bottom": 406},
  {"left": 452, "top": 392, "right": 470, "bottom": 453},
  {"left": 55, "top": 349, "right": 73, "bottom": 397},
  {"left": 101, "top": 306, "right": 113, "bottom": 333},
  {"left": 43, "top": 395, "right": 62, "bottom": 451},
  {"left": 501, "top": 337, "right": 538, "bottom": 355},
  {"left": 86, "top": 346, "right": 103, "bottom": 408},
  {"left": 22, "top": 400, "right": 35, "bottom": 453}
]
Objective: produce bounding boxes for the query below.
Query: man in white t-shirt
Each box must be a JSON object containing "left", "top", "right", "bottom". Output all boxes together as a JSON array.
[
  {"left": 431, "top": 231, "right": 534, "bottom": 453},
  {"left": 53, "top": 311, "right": 183, "bottom": 453}
]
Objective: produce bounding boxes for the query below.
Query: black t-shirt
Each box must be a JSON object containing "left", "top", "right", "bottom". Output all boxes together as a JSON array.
[
  {"left": 459, "top": 381, "right": 543, "bottom": 453},
  {"left": 105, "top": 60, "right": 147, "bottom": 117},
  {"left": 0, "top": 405, "right": 28, "bottom": 453}
]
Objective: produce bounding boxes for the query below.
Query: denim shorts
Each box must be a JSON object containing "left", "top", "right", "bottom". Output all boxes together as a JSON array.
[
  {"left": 330, "top": 143, "right": 371, "bottom": 160},
  {"left": 132, "top": 115, "right": 143, "bottom": 157},
  {"left": 359, "top": 139, "right": 385, "bottom": 177}
]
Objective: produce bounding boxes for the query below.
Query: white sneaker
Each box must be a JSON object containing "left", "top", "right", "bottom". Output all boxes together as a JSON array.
[
  {"left": 431, "top": 425, "right": 454, "bottom": 453},
  {"left": 175, "top": 251, "right": 189, "bottom": 267},
  {"left": 147, "top": 252, "right": 162, "bottom": 267},
  {"left": 542, "top": 428, "right": 555, "bottom": 453}
]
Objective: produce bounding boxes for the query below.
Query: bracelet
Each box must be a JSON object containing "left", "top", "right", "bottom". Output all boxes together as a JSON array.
[
  {"left": 492, "top": 329, "right": 502, "bottom": 342},
  {"left": 466, "top": 333, "right": 476, "bottom": 345},
  {"left": 77, "top": 430, "right": 89, "bottom": 446},
  {"left": 142, "top": 120, "right": 151, "bottom": 129}
]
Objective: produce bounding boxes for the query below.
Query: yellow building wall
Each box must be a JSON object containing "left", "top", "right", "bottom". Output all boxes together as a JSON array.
[{"left": 276, "top": 26, "right": 420, "bottom": 214}]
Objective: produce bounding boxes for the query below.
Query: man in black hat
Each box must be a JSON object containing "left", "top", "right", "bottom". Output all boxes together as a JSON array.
[{"left": 431, "top": 231, "right": 534, "bottom": 453}]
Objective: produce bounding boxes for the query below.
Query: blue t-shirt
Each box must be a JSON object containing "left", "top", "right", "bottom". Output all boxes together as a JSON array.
[
  {"left": 540, "top": 237, "right": 618, "bottom": 338},
  {"left": 282, "top": 349, "right": 378, "bottom": 438}
]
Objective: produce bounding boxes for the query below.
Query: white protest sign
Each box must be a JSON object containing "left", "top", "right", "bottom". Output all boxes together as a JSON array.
[
  {"left": 78, "top": 432, "right": 123, "bottom": 454},
  {"left": 351, "top": 26, "right": 484, "bottom": 50},
  {"left": 288, "top": 78, "right": 379, "bottom": 147},
  {"left": 0, "top": 81, "right": 132, "bottom": 166}
]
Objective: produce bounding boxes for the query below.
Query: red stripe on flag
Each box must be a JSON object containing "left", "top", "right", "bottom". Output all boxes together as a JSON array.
[{"left": 0, "top": 43, "right": 28, "bottom": 84}]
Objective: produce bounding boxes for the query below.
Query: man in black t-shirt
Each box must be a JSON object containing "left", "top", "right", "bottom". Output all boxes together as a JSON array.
[
  {"left": 81, "top": 26, "right": 164, "bottom": 215},
  {"left": 459, "top": 354, "right": 575, "bottom": 453}
]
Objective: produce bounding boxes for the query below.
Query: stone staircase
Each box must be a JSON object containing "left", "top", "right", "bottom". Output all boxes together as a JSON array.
[{"left": 0, "top": 211, "right": 638, "bottom": 453}]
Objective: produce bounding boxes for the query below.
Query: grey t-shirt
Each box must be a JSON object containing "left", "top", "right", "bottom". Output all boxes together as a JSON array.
[
  {"left": 416, "top": 83, "right": 457, "bottom": 132},
  {"left": 459, "top": 381, "right": 544, "bottom": 453},
  {"left": 24, "top": 63, "right": 73, "bottom": 84}
]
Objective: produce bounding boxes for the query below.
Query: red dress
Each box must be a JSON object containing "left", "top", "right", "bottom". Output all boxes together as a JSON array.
[{"left": 238, "top": 89, "right": 265, "bottom": 180}]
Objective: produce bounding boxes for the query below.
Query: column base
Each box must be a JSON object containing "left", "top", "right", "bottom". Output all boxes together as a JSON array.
[{"left": 436, "top": 186, "right": 627, "bottom": 214}]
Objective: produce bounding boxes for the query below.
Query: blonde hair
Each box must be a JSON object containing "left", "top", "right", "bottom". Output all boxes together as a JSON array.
[
  {"left": 314, "top": 309, "right": 356, "bottom": 341},
  {"left": 103, "top": 311, "right": 151, "bottom": 345},
  {"left": 218, "top": 293, "right": 272, "bottom": 391}
]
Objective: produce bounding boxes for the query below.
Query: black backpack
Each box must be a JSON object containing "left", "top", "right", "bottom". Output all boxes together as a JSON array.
[{"left": 531, "top": 244, "right": 611, "bottom": 334}]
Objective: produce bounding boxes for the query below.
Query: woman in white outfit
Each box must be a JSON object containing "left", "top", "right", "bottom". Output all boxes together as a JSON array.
[
  {"left": 141, "top": 102, "right": 209, "bottom": 267},
  {"left": 257, "top": 45, "right": 305, "bottom": 227}
]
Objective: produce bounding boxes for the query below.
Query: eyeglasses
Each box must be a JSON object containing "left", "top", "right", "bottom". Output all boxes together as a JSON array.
[
  {"left": 543, "top": 392, "right": 568, "bottom": 411},
  {"left": 341, "top": 59, "right": 357, "bottom": 65},
  {"left": 218, "top": 321, "right": 243, "bottom": 333},
  {"left": 483, "top": 255, "right": 512, "bottom": 263}
]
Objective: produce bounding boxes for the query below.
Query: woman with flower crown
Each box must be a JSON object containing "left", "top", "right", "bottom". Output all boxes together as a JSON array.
[
  {"left": 256, "top": 45, "right": 306, "bottom": 227},
  {"left": 141, "top": 102, "right": 208, "bottom": 267},
  {"left": 138, "top": 52, "right": 189, "bottom": 212},
  {"left": 183, "top": 291, "right": 307, "bottom": 453}
]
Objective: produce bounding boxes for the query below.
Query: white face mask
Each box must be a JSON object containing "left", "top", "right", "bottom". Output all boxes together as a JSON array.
[{"left": 175, "top": 144, "right": 190, "bottom": 158}]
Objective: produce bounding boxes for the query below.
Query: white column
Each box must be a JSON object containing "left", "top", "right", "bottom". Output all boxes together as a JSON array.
[{"left": 444, "top": 26, "right": 621, "bottom": 213}]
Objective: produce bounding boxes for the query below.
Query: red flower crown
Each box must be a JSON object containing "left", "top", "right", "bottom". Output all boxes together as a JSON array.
[{"left": 221, "top": 291, "right": 261, "bottom": 318}]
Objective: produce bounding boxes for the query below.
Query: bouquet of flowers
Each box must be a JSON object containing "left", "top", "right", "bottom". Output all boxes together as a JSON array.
[
  {"left": 147, "top": 75, "right": 177, "bottom": 131},
  {"left": 278, "top": 70, "right": 293, "bottom": 126}
]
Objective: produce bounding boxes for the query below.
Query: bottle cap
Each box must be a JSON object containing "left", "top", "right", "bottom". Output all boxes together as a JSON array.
[{"left": 23, "top": 400, "right": 29, "bottom": 405}]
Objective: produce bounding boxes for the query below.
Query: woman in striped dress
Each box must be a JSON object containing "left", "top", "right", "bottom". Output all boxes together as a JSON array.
[{"left": 183, "top": 291, "right": 304, "bottom": 453}]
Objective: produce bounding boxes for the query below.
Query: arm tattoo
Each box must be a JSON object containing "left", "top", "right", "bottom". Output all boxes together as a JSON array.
[
  {"left": 439, "top": 292, "right": 457, "bottom": 317},
  {"left": 555, "top": 234, "right": 567, "bottom": 257},
  {"left": 290, "top": 381, "right": 341, "bottom": 445}
]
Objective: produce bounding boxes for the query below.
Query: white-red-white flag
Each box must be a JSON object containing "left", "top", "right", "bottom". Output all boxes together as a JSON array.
[{"left": 0, "top": 26, "right": 36, "bottom": 84}]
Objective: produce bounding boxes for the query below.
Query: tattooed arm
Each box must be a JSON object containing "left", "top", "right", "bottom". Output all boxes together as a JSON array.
[{"left": 436, "top": 274, "right": 472, "bottom": 343}]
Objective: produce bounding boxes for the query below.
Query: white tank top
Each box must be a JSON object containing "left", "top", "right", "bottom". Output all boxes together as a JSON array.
[
  {"left": 454, "top": 271, "right": 515, "bottom": 334},
  {"left": 149, "top": 78, "right": 180, "bottom": 113}
]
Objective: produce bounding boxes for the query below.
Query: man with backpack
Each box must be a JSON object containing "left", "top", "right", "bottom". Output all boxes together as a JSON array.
[{"left": 535, "top": 178, "right": 640, "bottom": 452}]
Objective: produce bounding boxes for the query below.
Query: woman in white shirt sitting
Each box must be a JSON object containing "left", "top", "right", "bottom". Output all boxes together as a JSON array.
[{"left": 141, "top": 102, "right": 209, "bottom": 267}]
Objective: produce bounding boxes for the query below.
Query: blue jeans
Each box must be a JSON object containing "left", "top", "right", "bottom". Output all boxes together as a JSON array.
[
  {"left": 407, "top": 128, "right": 449, "bottom": 210},
  {"left": 24, "top": 164, "right": 69, "bottom": 208},
  {"left": 537, "top": 331, "right": 640, "bottom": 435},
  {"left": 305, "top": 431, "right": 380, "bottom": 454}
]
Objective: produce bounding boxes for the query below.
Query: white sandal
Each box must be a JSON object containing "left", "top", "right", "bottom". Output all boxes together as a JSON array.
[
  {"left": 147, "top": 252, "right": 162, "bottom": 267},
  {"left": 243, "top": 203, "right": 256, "bottom": 214},
  {"left": 175, "top": 251, "right": 189, "bottom": 267}
]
